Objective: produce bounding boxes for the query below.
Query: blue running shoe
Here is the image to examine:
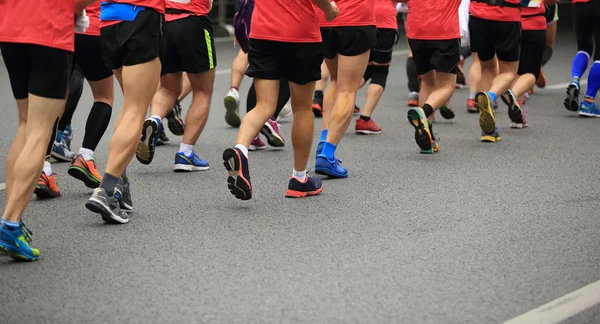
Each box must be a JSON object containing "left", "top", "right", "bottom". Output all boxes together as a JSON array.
[
  {"left": 51, "top": 137, "right": 76, "bottom": 162},
  {"left": 0, "top": 222, "right": 40, "bottom": 261},
  {"left": 285, "top": 175, "right": 323, "bottom": 198},
  {"left": 315, "top": 141, "right": 324, "bottom": 157},
  {"left": 222, "top": 148, "right": 252, "bottom": 200},
  {"left": 315, "top": 154, "right": 348, "bottom": 178},
  {"left": 136, "top": 117, "right": 161, "bottom": 165},
  {"left": 578, "top": 99, "right": 600, "bottom": 117},
  {"left": 564, "top": 82, "right": 580, "bottom": 112},
  {"left": 174, "top": 151, "right": 210, "bottom": 172}
]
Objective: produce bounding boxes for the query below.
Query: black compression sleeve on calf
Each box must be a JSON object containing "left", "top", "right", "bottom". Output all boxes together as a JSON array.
[
  {"left": 363, "top": 65, "right": 373, "bottom": 82},
  {"left": 59, "top": 67, "right": 84, "bottom": 131},
  {"left": 370, "top": 65, "right": 390, "bottom": 89},
  {"left": 274, "top": 78, "right": 291, "bottom": 118},
  {"left": 247, "top": 81, "right": 257, "bottom": 113},
  {"left": 406, "top": 57, "right": 420, "bottom": 93},
  {"left": 46, "top": 118, "right": 59, "bottom": 158},
  {"left": 82, "top": 102, "right": 112, "bottom": 151},
  {"left": 541, "top": 47, "right": 553, "bottom": 66}
]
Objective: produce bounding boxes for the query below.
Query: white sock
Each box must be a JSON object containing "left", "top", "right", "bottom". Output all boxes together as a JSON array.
[
  {"left": 43, "top": 161, "right": 52, "bottom": 176},
  {"left": 179, "top": 143, "right": 194, "bottom": 156},
  {"left": 235, "top": 144, "right": 249, "bottom": 158},
  {"left": 150, "top": 115, "right": 162, "bottom": 122},
  {"left": 79, "top": 148, "right": 94, "bottom": 161},
  {"left": 469, "top": 92, "right": 477, "bottom": 99},
  {"left": 292, "top": 169, "right": 307, "bottom": 181}
]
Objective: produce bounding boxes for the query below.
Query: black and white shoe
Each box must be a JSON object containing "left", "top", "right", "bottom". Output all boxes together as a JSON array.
[{"left": 86, "top": 188, "right": 130, "bottom": 224}]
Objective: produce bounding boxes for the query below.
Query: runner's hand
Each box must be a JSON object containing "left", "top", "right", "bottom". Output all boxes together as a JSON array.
[{"left": 325, "top": 1, "right": 339, "bottom": 21}]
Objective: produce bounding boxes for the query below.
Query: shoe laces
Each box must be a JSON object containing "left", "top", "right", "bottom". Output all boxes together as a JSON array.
[{"left": 21, "top": 222, "right": 33, "bottom": 242}]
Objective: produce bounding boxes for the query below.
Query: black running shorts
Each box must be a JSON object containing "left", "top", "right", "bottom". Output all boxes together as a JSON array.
[
  {"left": 370, "top": 28, "right": 397, "bottom": 64},
  {"left": 74, "top": 34, "right": 113, "bottom": 81},
  {"left": 246, "top": 39, "right": 323, "bottom": 85},
  {"left": 160, "top": 15, "right": 217, "bottom": 75},
  {"left": 517, "top": 30, "right": 546, "bottom": 79},
  {"left": 407, "top": 38, "right": 460, "bottom": 75},
  {"left": 0, "top": 43, "right": 72, "bottom": 100},
  {"left": 100, "top": 9, "right": 163, "bottom": 70},
  {"left": 469, "top": 15, "right": 521, "bottom": 62},
  {"left": 320, "top": 26, "right": 377, "bottom": 59}
]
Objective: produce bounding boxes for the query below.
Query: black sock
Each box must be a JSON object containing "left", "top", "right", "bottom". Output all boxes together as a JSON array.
[
  {"left": 82, "top": 102, "right": 112, "bottom": 151},
  {"left": 360, "top": 115, "right": 371, "bottom": 122},
  {"left": 314, "top": 90, "right": 323, "bottom": 99},
  {"left": 422, "top": 104, "right": 434, "bottom": 118},
  {"left": 100, "top": 172, "right": 119, "bottom": 196}
]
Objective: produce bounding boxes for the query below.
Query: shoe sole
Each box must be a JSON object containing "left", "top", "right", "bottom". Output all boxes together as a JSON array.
[
  {"left": 564, "top": 85, "right": 579, "bottom": 112},
  {"left": 501, "top": 91, "right": 524, "bottom": 124},
  {"left": 34, "top": 185, "right": 60, "bottom": 199},
  {"left": 260, "top": 123, "right": 285, "bottom": 147},
  {"left": 51, "top": 150, "right": 73, "bottom": 162},
  {"left": 167, "top": 113, "right": 185, "bottom": 136},
  {"left": 136, "top": 119, "right": 158, "bottom": 165},
  {"left": 222, "top": 149, "right": 252, "bottom": 200},
  {"left": 224, "top": 96, "right": 241, "bottom": 128},
  {"left": 408, "top": 100, "right": 419, "bottom": 107},
  {"left": 285, "top": 186, "right": 323, "bottom": 198},
  {"left": 248, "top": 145, "right": 265, "bottom": 151},
  {"left": 173, "top": 164, "right": 210, "bottom": 172},
  {"left": 0, "top": 243, "right": 39, "bottom": 261},
  {"left": 85, "top": 197, "right": 130, "bottom": 224},
  {"left": 481, "top": 135, "right": 501, "bottom": 143},
  {"left": 407, "top": 109, "right": 432, "bottom": 151},
  {"left": 355, "top": 129, "right": 382, "bottom": 135},
  {"left": 68, "top": 165, "right": 101, "bottom": 189},
  {"left": 314, "top": 156, "right": 348, "bottom": 178},
  {"left": 439, "top": 107, "right": 455, "bottom": 119},
  {"left": 476, "top": 92, "right": 496, "bottom": 134}
]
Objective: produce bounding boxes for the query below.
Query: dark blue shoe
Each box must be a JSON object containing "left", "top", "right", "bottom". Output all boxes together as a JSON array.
[
  {"left": 315, "top": 141, "right": 324, "bottom": 157},
  {"left": 0, "top": 223, "right": 40, "bottom": 261},
  {"left": 315, "top": 154, "right": 348, "bottom": 178},
  {"left": 222, "top": 148, "right": 252, "bottom": 200},
  {"left": 136, "top": 117, "right": 161, "bottom": 165},
  {"left": 285, "top": 175, "right": 323, "bottom": 198},
  {"left": 174, "top": 151, "right": 209, "bottom": 172}
]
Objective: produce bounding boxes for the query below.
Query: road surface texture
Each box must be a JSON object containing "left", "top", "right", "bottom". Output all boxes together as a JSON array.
[{"left": 1, "top": 9, "right": 599, "bottom": 324}]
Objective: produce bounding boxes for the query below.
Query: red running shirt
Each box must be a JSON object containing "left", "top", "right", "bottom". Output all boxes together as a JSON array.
[
  {"left": 319, "top": 0, "right": 375, "bottom": 28},
  {"left": 250, "top": 0, "right": 321, "bottom": 43},
  {"left": 79, "top": 1, "right": 101, "bottom": 36},
  {"left": 469, "top": 0, "right": 521, "bottom": 22},
  {"left": 406, "top": 0, "right": 461, "bottom": 40},
  {"left": 166, "top": 0, "right": 212, "bottom": 22},
  {"left": 0, "top": 0, "right": 74, "bottom": 52},
  {"left": 521, "top": 6, "right": 546, "bottom": 31},
  {"left": 375, "top": 0, "right": 398, "bottom": 29},
  {"left": 100, "top": 0, "right": 166, "bottom": 28}
]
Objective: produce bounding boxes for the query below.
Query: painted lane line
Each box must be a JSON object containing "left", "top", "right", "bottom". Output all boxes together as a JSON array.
[
  {"left": 504, "top": 279, "right": 600, "bottom": 324},
  {"left": 545, "top": 80, "right": 588, "bottom": 90},
  {"left": 0, "top": 183, "right": 5, "bottom": 191}
]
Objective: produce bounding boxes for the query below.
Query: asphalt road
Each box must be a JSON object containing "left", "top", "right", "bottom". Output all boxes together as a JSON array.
[{"left": 0, "top": 21, "right": 599, "bottom": 324}]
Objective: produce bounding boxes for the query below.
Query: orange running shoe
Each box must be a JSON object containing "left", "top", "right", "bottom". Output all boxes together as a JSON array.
[
  {"left": 355, "top": 118, "right": 382, "bottom": 134},
  {"left": 68, "top": 154, "right": 102, "bottom": 188},
  {"left": 536, "top": 68, "right": 546, "bottom": 88},
  {"left": 466, "top": 98, "right": 478, "bottom": 113},
  {"left": 34, "top": 173, "right": 61, "bottom": 199}
]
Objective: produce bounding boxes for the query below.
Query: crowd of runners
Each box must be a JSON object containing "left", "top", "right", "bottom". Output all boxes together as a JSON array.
[{"left": 0, "top": 0, "right": 599, "bottom": 261}]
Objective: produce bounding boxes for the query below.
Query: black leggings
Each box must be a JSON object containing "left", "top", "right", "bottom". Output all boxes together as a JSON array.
[
  {"left": 59, "top": 65, "right": 85, "bottom": 131},
  {"left": 246, "top": 77, "right": 290, "bottom": 118},
  {"left": 573, "top": 1, "right": 600, "bottom": 61}
]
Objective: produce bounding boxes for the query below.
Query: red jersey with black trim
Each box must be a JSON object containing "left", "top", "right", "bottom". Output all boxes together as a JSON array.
[
  {"left": 0, "top": 0, "right": 74, "bottom": 52},
  {"left": 406, "top": 0, "right": 461, "bottom": 40},
  {"left": 100, "top": 0, "right": 166, "bottom": 28},
  {"left": 319, "top": 0, "right": 375, "bottom": 27},
  {"left": 250, "top": 0, "right": 321, "bottom": 43},
  {"left": 469, "top": 0, "right": 521, "bottom": 22},
  {"left": 521, "top": 6, "right": 546, "bottom": 31},
  {"left": 375, "top": 0, "right": 398, "bottom": 29},
  {"left": 78, "top": 0, "right": 101, "bottom": 36},
  {"left": 166, "top": 0, "right": 212, "bottom": 22}
]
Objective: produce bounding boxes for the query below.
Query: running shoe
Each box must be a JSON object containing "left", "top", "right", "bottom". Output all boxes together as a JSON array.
[
  {"left": 408, "top": 92, "right": 419, "bottom": 107},
  {"left": 564, "top": 83, "right": 580, "bottom": 112},
  {"left": 114, "top": 177, "right": 133, "bottom": 213},
  {"left": 34, "top": 173, "right": 61, "bottom": 199},
  {"left": 0, "top": 222, "right": 39, "bottom": 261},
  {"left": 511, "top": 108, "right": 529, "bottom": 129},
  {"left": 440, "top": 102, "right": 456, "bottom": 119},
  {"left": 501, "top": 89, "right": 524, "bottom": 125},
  {"left": 224, "top": 88, "right": 241, "bottom": 128},
  {"left": 86, "top": 188, "right": 130, "bottom": 224},
  {"left": 157, "top": 125, "right": 170, "bottom": 146},
  {"left": 64, "top": 125, "right": 73, "bottom": 149},
  {"left": 354, "top": 105, "right": 360, "bottom": 115},
  {"left": 578, "top": 99, "right": 600, "bottom": 117},
  {"left": 312, "top": 96, "right": 323, "bottom": 117},
  {"left": 315, "top": 141, "right": 324, "bottom": 157},
  {"left": 285, "top": 175, "right": 323, "bottom": 198},
  {"left": 222, "top": 147, "right": 252, "bottom": 200},
  {"left": 277, "top": 104, "right": 293, "bottom": 121},
  {"left": 315, "top": 154, "right": 348, "bottom": 178},
  {"left": 355, "top": 118, "right": 382, "bottom": 134},
  {"left": 249, "top": 137, "right": 265, "bottom": 151},
  {"left": 466, "top": 98, "right": 478, "bottom": 113},
  {"left": 407, "top": 107, "right": 433, "bottom": 152},
  {"left": 536, "top": 68, "right": 546, "bottom": 88},
  {"left": 481, "top": 127, "right": 501, "bottom": 143},
  {"left": 166, "top": 100, "right": 185, "bottom": 136},
  {"left": 68, "top": 154, "right": 102, "bottom": 188},
  {"left": 475, "top": 92, "right": 496, "bottom": 135},
  {"left": 136, "top": 117, "right": 161, "bottom": 165},
  {"left": 456, "top": 57, "right": 467, "bottom": 89},
  {"left": 51, "top": 137, "right": 76, "bottom": 162},
  {"left": 260, "top": 119, "right": 285, "bottom": 147},
  {"left": 20, "top": 221, "right": 33, "bottom": 243},
  {"left": 174, "top": 151, "right": 210, "bottom": 172}
]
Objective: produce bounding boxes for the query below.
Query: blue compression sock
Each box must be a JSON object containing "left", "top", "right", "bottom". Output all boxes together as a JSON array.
[
  {"left": 322, "top": 142, "right": 337, "bottom": 160},
  {"left": 487, "top": 92, "right": 497, "bottom": 102},
  {"left": 585, "top": 61, "right": 600, "bottom": 99},
  {"left": 572, "top": 51, "right": 590, "bottom": 80},
  {"left": 320, "top": 129, "right": 328, "bottom": 142}
]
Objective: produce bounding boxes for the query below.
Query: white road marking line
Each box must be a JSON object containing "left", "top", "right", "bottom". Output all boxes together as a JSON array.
[
  {"left": 0, "top": 183, "right": 5, "bottom": 191},
  {"left": 545, "top": 80, "right": 588, "bottom": 90},
  {"left": 214, "top": 50, "right": 409, "bottom": 76},
  {"left": 504, "top": 279, "right": 600, "bottom": 324}
]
